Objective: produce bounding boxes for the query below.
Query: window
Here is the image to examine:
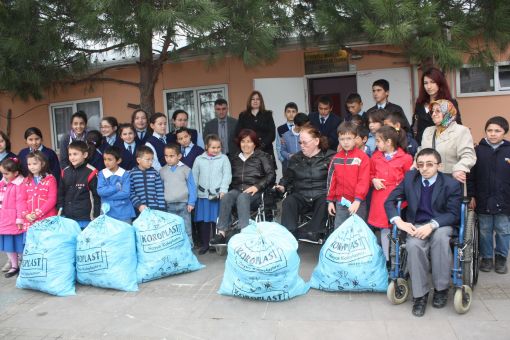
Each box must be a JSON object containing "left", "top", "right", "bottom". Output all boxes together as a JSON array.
[
  {"left": 457, "top": 63, "right": 510, "bottom": 96},
  {"left": 49, "top": 98, "right": 102, "bottom": 150},
  {"left": 164, "top": 85, "right": 228, "bottom": 133}
]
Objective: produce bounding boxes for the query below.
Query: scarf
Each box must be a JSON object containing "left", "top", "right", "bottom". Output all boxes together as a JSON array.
[{"left": 429, "top": 99, "right": 457, "bottom": 136}]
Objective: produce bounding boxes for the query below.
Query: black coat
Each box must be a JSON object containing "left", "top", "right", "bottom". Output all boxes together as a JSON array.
[
  {"left": 229, "top": 149, "right": 275, "bottom": 192},
  {"left": 467, "top": 139, "right": 510, "bottom": 215},
  {"left": 234, "top": 110, "right": 276, "bottom": 156},
  {"left": 413, "top": 99, "right": 461, "bottom": 145},
  {"left": 279, "top": 149, "right": 336, "bottom": 200}
]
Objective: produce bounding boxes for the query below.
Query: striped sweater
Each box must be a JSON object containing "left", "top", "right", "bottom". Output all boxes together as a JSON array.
[{"left": 129, "top": 166, "right": 166, "bottom": 211}]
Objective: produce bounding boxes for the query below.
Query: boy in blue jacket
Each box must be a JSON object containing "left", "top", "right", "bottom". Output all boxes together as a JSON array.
[
  {"left": 97, "top": 146, "right": 136, "bottom": 223},
  {"left": 468, "top": 116, "right": 510, "bottom": 274},
  {"left": 130, "top": 146, "right": 166, "bottom": 212}
]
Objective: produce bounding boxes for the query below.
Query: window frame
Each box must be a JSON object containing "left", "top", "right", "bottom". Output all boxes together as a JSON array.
[
  {"left": 48, "top": 97, "right": 103, "bottom": 150},
  {"left": 162, "top": 84, "right": 229, "bottom": 134},
  {"left": 456, "top": 62, "right": 510, "bottom": 97}
]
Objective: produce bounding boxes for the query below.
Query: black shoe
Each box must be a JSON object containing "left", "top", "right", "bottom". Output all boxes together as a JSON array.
[
  {"left": 480, "top": 258, "right": 493, "bottom": 272},
  {"left": 298, "top": 232, "right": 321, "bottom": 244},
  {"left": 432, "top": 289, "right": 449, "bottom": 308},
  {"left": 4, "top": 267, "right": 19, "bottom": 278},
  {"left": 198, "top": 247, "right": 209, "bottom": 255},
  {"left": 209, "top": 233, "right": 226, "bottom": 246},
  {"left": 495, "top": 255, "right": 508, "bottom": 274},
  {"left": 412, "top": 293, "right": 428, "bottom": 317}
]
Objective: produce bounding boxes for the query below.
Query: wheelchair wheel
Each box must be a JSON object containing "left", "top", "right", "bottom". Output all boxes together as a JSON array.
[
  {"left": 462, "top": 209, "right": 479, "bottom": 287},
  {"left": 387, "top": 278, "right": 409, "bottom": 305},
  {"left": 454, "top": 285, "right": 473, "bottom": 314}
]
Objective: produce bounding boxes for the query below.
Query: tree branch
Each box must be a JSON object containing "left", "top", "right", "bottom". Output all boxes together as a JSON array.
[
  {"left": 73, "top": 43, "right": 126, "bottom": 53},
  {"left": 64, "top": 76, "right": 139, "bottom": 87}
]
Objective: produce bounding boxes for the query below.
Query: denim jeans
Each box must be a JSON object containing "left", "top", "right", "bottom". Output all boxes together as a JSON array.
[
  {"left": 166, "top": 202, "right": 193, "bottom": 247},
  {"left": 478, "top": 214, "right": 510, "bottom": 258},
  {"left": 217, "top": 189, "right": 261, "bottom": 231}
]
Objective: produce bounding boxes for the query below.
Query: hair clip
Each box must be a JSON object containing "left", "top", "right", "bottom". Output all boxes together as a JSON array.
[
  {"left": 9, "top": 157, "right": 19, "bottom": 163},
  {"left": 394, "top": 127, "right": 400, "bottom": 132}
]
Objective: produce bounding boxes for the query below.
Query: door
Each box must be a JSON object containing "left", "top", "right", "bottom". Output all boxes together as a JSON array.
[{"left": 308, "top": 75, "right": 357, "bottom": 119}]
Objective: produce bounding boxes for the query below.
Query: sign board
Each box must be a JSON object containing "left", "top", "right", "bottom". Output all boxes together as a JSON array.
[{"left": 304, "top": 50, "right": 349, "bottom": 74}]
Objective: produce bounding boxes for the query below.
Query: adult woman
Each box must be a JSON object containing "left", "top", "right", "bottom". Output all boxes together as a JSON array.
[
  {"left": 210, "top": 129, "right": 275, "bottom": 245},
  {"left": 413, "top": 67, "right": 462, "bottom": 145},
  {"left": 166, "top": 109, "right": 204, "bottom": 148},
  {"left": 131, "top": 109, "right": 151, "bottom": 144},
  {"left": 234, "top": 91, "right": 276, "bottom": 166},
  {"left": 420, "top": 99, "right": 476, "bottom": 183},
  {"left": 276, "top": 125, "right": 335, "bottom": 240}
]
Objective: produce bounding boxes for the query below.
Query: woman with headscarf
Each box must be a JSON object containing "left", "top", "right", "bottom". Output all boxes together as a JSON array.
[{"left": 420, "top": 99, "right": 476, "bottom": 183}]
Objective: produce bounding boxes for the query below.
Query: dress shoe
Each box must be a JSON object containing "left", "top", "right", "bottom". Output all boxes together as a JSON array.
[
  {"left": 495, "top": 255, "right": 508, "bottom": 274},
  {"left": 209, "top": 233, "right": 226, "bottom": 246},
  {"left": 4, "top": 267, "right": 19, "bottom": 278},
  {"left": 479, "top": 258, "right": 493, "bottom": 272},
  {"left": 412, "top": 293, "right": 428, "bottom": 317},
  {"left": 198, "top": 247, "right": 209, "bottom": 255},
  {"left": 432, "top": 289, "right": 449, "bottom": 308}
]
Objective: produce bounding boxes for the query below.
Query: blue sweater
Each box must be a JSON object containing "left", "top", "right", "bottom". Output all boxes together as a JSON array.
[
  {"left": 18, "top": 146, "right": 61, "bottom": 184},
  {"left": 97, "top": 167, "right": 136, "bottom": 220},
  {"left": 130, "top": 166, "right": 166, "bottom": 211}
]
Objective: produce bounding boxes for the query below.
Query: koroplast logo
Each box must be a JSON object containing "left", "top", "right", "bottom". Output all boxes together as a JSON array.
[{"left": 76, "top": 247, "right": 109, "bottom": 272}]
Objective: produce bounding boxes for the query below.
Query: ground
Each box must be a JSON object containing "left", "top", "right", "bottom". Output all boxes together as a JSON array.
[{"left": 0, "top": 244, "right": 509, "bottom": 340}]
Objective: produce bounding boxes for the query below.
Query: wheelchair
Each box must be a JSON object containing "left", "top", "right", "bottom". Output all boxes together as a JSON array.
[
  {"left": 387, "top": 197, "right": 479, "bottom": 314},
  {"left": 213, "top": 189, "right": 279, "bottom": 256}
]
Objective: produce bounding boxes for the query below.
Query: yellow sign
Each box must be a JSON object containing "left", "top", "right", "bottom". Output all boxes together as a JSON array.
[{"left": 304, "top": 50, "right": 349, "bottom": 74}]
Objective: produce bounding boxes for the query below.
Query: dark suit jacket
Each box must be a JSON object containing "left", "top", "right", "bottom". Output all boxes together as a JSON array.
[
  {"left": 308, "top": 112, "right": 342, "bottom": 151},
  {"left": 203, "top": 116, "right": 238, "bottom": 155},
  {"left": 384, "top": 170, "right": 462, "bottom": 228},
  {"left": 368, "top": 102, "right": 411, "bottom": 132}
]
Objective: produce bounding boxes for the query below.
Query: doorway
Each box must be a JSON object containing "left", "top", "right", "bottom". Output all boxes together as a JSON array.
[{"left": 308, "top": 75, "right": 357, "bottom": 119}]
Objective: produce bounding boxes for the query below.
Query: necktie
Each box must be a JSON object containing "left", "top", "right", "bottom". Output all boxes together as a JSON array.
[
  {"left": 128, "top": 145, "right": 133, "bottom": 155},
  {"left": 139, "top": 131, "right": 145, "bottom": 140},
  {"left": 219, "top": 120, "right": 228, "bottom": 153},
  {"left": 182, "top": 147, "right": 186, "bottom": 157},
  {"left": 289, "top": 124, "right": 294, "bottom": 130},
  {"left": 159, "top": 137, "right": 166, "bottom": 144},
  {"left": 320, "top": 117, "right": 325, "bottom": 125},
  {"left": 424, "top": 179, "right": 430, "bottom": 187}
]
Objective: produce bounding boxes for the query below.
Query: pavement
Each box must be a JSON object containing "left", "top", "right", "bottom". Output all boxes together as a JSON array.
[{"left": 0, "top": 244, "right": 509, "bottom": 340}]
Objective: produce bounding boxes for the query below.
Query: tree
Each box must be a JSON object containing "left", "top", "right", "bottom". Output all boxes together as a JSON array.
[{"left": 0, "top": 0, "right": 293, "bottom": 114}]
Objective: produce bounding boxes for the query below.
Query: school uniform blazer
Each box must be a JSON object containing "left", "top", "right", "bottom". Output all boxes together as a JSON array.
[
  {"left": 203, "top": 116, "right": 238, "bottom": 155},
  {"left": 22, "top": 175, "right": 58, "bottom": 229},
  {"left": 0, "top": 176, "right": 27, "bottom": 235},
  {"left": 308, "top": 112, "right": 342, "bottom": 151},
  {"left": 384, "top": 170, "right": 462, "bottom": 228},
  {"left": 119, "top": 140, "right": 141, "bottom": 171},
  {"left": 420, "top": 122, "right": 476, "bottom": 174}
]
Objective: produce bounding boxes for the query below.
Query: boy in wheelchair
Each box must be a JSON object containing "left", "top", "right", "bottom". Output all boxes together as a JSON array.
[{"left": 385, "top": 148, "right": 462, "bottom": 317}]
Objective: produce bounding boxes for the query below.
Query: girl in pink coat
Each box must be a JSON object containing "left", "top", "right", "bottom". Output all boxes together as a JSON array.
[
  {"left": 368, "top": 126, "right": 413, "bottom": 262},
  {"left": 22, "top": 151, "right": 57, "bottom": 230},
  {"left": 0, "top": 158, "right": 27, "bottom": 278}
]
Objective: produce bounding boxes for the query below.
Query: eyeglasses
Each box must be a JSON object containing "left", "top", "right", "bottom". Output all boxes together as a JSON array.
[
  {"left": 416, "top": 162, "right": 439, "bottom": 169},
  {"left": 299, "top": 139, "right": 314, "bottom": 145}
]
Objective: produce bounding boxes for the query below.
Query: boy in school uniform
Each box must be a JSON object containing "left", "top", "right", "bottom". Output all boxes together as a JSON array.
[
  {"left": 385, "top": 148, "right": 462, "bottom": 317},
  {"left": 97, "top": 146, "right": 136, "bottom": 224},
  {"left": 280, "top": 112, "right": 309, "bottom": 171},
  {"left": 276, "top": 102, "right": 299, "bottom": 166},
  {"left": 176, "top": 127, "right": 204, "bottom": 169},
  {"left": 309, "top": 96, "right": 342, "bottom": 151},
  {"left": 468, "top": 116, "right": 510, "bottom": 274},
  {"left": 367, "top": 79, "right": 411, "bottom": 132},
  {"left": 345, "top": 93, "right": 368, "bottom": 127},
  {"left": 130, "top": 146, "right": 166, "bottom": 212},
  {"left": 160, "top": 143, "right": 197, "bottom": 246},
  {"left": 327, "top": 121, "right": 371, "bottom": 227},
  {"left": 57, "top": 141, "right": 100, "bottom": 229}
]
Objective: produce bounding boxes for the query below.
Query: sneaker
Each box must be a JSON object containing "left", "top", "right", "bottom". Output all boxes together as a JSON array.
[
  {"left": 209, "top": 233, "right": 227, "bottom": 246},
  {"left": 495, "top": 255, "right": 508, "bottom": 274},
  {"left": 480, "top": 258, "right": 493, "bottom": 272},
  {"left": 432, "top": 289, "right": 449, "bottom": 308},
  {"left": 1, "top": 260, "right": 11, "bottom": 273}
]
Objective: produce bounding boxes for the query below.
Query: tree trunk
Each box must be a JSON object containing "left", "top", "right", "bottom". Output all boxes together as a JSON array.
[{"left": 138, "top": 27, "right": 157, "bottom": 116}]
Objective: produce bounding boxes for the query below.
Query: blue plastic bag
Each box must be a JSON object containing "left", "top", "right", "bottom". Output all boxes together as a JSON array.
[
  {"left": 133, "top": 208, "right": 204, "bottom": 283},
  {"left": 16, "top": 216, "right": 81, "bottom": 297},
  {"left": 218, "top": 221, "right": 309, "bottom": 301},
  {"left": 76, "top": 204, "right": 138, "bottom": 292},
  {"left": 309, "top": 213, "right": 388, "bottom": 292}
]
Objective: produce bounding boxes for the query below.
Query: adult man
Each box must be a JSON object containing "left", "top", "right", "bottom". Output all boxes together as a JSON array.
[
  {"left": 203, "top": 98, "right": 238, "bottom": 155},
  {"left": 308, "top": 96, "right": 342, "bottom": 151}
]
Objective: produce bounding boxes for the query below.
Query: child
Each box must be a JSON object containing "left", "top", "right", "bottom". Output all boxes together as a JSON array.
[
  {"left": 385, "top": 148, "right": 462, "bottom": 317},
  {"left": 176, "top": 127, "right": 204, "bottom": 169},
  {"left": 368, "top": 126, "right": 413, "bottom": 261},
  {"left": 327, "top": 121, "right": 371, "bottom": 228},
  {"left": 345, "top": 93, "right": 367, "bottom": 126},
  {"left": 22, "top": 151, "right": 58, "bottom": 231},
  {"left": 59, "top": 111, "right": 88, "bottom": 168},
  {"left": 355, "top": 125, "right": 370, "bottom": 155},
  {"left": 192, "top": 135, "right": 232, "bottom": 254},
  {"left": 97, "top": 146, "right": 136, "bottom": 223},
  {"left": 145, "top": 112, "right": 169, "bottom": 171},
  {"left": 130, "top": 146, "right": 166, "bottom": 212},
  {"left": 468, "top": 116, "right": 510, "bottom": 274},
  {"left": 118, "top": 123, "right": 141, "bottom": 171},
  {"left": 132, "top": 109, "right": 151, "bottom": 144},
  {"left": 366, "top": 109, "right": 387, "bottom": 156},
  {"left": 86, "top": 130, "right": 105, "bottom": 171},
  {"left": 367, "top": 79, "right": 411, "bottom": 131},
  {"left": 280, "top": 113, "right": 309, "bottom": 170},
  {"left": 0, "top": 158, "right": 27, "bottom": 278},
  {"left": 276, "top": 102, "right": 299, "bottom": 165},
  {"left": 167, "top": 109, "right": 204, "bottom": 148},
  {"left": 18, "top": 127, "right": 61, "bottom": 183},
  {"left": 384, "top": 111, "right": 419, "bottom": 157},
  {"left": 99, "top": 116, "right": 121, "bottom": 153},
  {"left": 160, "top": 144, "right": 197, "bottom": 247},
  {"left": 0, "top": 131, "right": 16, "bottom": 181},
  {"left": 57, "top": 141, "right": 100, "bottom": 229}
]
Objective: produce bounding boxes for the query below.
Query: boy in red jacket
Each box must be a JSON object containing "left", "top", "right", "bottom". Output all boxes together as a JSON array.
[{"left": 327, "top": 121, "right": 371, "bottom": 228}]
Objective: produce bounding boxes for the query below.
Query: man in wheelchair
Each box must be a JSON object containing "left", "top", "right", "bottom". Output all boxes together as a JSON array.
[{"left": 385, "top": 148, "right": 462, "bottom": 317}]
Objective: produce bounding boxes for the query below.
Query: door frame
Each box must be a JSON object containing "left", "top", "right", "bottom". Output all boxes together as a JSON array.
[{"left": 304, "top": 71, "right": 358, "bottom": 113}]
